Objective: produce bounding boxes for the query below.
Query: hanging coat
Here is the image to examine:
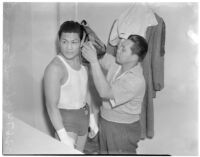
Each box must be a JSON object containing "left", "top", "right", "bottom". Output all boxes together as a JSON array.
[{"left": 141, "top": 12, "right": 166, "bottom": 139}]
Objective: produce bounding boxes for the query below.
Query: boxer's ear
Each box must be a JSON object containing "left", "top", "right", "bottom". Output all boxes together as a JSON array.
[{"left": 81, "top": 31, "right": 86, "bottom": 47}]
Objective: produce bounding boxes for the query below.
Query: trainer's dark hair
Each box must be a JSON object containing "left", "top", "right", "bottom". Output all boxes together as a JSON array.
[
  {"left": 128, "top": 35, "right": 148, "bottom": 62},
  {"left": 58, "top": 21, "right": 84, "bottom": 40}
]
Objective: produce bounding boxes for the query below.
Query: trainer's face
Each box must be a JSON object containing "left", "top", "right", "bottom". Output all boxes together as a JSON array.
[
  {"left": 116, "top": 39, "right": 136, "bottom": 64},
  {"left": 59, "top": 32, "right": 81, "bottom": 59}
]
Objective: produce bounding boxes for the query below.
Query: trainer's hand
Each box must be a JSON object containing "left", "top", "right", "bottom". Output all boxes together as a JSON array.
[{"left": 82, "top": 41, "right": 98, "bottom": 64}]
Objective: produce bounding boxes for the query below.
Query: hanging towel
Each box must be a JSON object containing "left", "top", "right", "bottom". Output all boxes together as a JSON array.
[
  {"left": 109, "top": 3, "right": 158, "bottom": 46},
  {"left": 106, "top": 20, "right": 118, "bottom": 57}
]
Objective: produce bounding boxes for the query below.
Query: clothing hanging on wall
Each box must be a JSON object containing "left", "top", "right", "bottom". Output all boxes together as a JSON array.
[
  {"left": 140, "top": 13, "right": 166, "bottom": 139},
  {"left": 109, "top": 3, "right": 157, "bottom": 46},
  {"left": 106, "top": 5, "right": 166, "bottom": 139},
  {"left": 106, "top": 19, "right": 118, "bottom": 56},
  {"left": 151, "top": 13, "right": 165, "bottom": 91},
  {"left": 81, "top": 20, "right": 106, "bottom": 64}
]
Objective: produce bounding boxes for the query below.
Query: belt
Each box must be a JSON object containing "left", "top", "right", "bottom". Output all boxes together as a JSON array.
[{"left": 81, "top": 103, "right": 89, "bottom": 115}]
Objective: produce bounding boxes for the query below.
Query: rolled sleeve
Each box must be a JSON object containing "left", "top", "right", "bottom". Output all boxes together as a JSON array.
[
  {"left": 99, "top": 53, "right": 115, "bottom": 70},
  {"left": 110, "top": 73, "right": 143, "bottom": 107}
]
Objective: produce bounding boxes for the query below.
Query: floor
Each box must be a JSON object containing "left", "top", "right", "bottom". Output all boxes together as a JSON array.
[{"left": 84, "top": 135, "right": 99, "bottom": 154}]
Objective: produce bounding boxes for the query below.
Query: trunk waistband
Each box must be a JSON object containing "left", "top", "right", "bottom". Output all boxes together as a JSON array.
[{"left": 101, "top": 107, "right": 140, "bottom": 124}]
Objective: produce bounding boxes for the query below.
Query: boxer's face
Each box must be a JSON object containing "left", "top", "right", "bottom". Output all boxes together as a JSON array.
[{"left": 59, "top": 32, "right": 81, "bottom": 60}]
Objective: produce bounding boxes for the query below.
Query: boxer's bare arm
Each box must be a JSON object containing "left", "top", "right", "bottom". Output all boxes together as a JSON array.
[{"left": 44, "top": 60, "right": 66, "bottom": 131}]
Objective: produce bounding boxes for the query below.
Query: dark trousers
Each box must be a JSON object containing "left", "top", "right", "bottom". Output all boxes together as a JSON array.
[{"left": 99, "top": 117, "right": 141, "bottom": 154}]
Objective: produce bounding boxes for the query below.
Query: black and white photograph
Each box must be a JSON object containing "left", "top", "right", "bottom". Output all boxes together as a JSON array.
[{"left": 2, "top": 1, "right": 199, "bottom": 156}]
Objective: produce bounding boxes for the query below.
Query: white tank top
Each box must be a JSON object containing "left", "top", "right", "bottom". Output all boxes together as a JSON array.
[{"left": 57, "top": 55, "right": 88, "bottom": 109}]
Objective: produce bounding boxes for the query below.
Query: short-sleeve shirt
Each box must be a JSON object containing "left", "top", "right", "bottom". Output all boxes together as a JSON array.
[{"left": 99, "top": 53, "right": 146, "bottom": 123}]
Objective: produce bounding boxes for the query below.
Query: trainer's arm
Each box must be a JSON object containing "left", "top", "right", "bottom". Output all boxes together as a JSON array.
[{"left": 82, "top": 42, "right": 114, "bottom": 100}]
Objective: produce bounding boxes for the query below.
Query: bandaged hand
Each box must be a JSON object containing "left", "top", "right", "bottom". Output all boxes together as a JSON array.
[
  {"left": 88, "top": 113, "right": 99, "bottom": 138},
  {"left": 57, "top": 128, "right": 75, "bottom": 148}
]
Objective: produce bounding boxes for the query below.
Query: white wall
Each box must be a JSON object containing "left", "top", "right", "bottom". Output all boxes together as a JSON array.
[
  {"left": 3, "top": 2, "right": 198, "bottom": 155},
  {"left": 137, "top": 3, "right": 198, "bottom": 155},
  {"left": 3, "top": 3, "right": 58, "bottom": 135}
]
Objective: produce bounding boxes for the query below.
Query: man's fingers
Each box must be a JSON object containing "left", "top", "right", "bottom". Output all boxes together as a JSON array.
[
  {"left": 82, "top": 44, "right": 89, "bottom": 51},
  {"left": 82, "top": 51, "right": 87, "bottom": 59},
  {"left": 82, "top": 49, "right": 90, "bottom": 58},
  {"left": 82, "top": 49, "right": 87, "bottom": 56},
  {"left": 83, "top": 41, "right": 95, "bottom": 50},
  {"left": 82, "top": 46, "right": 91, "bottom": 54},
  {"left": 88, "top": 42, "right": 96, "bottom": 50}
]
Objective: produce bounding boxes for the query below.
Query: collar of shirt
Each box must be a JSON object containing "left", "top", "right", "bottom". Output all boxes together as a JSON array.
[{"left": 111, "top": 63, "right": 142, "bottom": 83}]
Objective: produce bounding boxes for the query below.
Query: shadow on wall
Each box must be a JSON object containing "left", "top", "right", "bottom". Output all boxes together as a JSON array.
[
  {"left": 41, "top": 79, "right": 55, "bottom": 137},
  {"left": 40, "top": 30, "right": 59, "bottom": 137},
  {"left": 5, "top": 65, "right": 36, "bottom": 126},
  {"left": 4, "top": 63, "right": 55, "bottom": 137},
  {"left": 55, "top": 36, "right": 60, "bottom": 55}
]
